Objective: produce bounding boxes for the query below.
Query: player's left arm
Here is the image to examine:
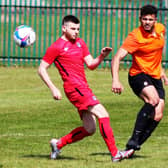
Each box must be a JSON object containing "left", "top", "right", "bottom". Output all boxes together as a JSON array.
[
  {"left": 161, "top": 68, "right": 168, "bottom": 85},
  {"left": 84, "top": 47, "right": 112, "bottom": 70},
  {"left": 160, "top": 26, "right": 168, "bottom": 85}
]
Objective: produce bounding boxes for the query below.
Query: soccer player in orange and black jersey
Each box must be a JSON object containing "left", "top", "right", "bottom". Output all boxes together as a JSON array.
[
  {"left": 38, "top": 15, "right": 134, "bottom": 162},
  {"left": 111, "top": 5, "right": 168, "bottom": 153}
]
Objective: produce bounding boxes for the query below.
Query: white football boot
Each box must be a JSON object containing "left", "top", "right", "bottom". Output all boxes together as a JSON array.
[
  {"left": 50, "top": 138, "right": 61, "bottom": 159},
  {"left": 112, "top": 149, "right": 134, "bottom": 162}
]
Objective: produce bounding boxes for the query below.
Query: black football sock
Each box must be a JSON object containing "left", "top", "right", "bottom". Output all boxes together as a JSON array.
[
  {"left": 126, "top": 103, "right": 155, "bottom": 150},
  {"left": 139, "top": 119, "right": 159, "bottom": 145}
]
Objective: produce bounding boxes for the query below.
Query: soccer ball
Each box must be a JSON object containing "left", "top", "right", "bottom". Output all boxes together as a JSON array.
[{"left": 14, "top": 25, "right": 36, "bottom": 48}]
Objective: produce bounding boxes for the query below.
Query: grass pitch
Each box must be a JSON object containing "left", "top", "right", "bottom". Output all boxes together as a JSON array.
[{"left": 0, "top": 67, "right": 168, "bottom": 168}]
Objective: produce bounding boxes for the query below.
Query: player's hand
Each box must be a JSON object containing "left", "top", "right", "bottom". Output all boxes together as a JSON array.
[
  {"left": 101, "top": 47, "right": 112, "bottom": 58},
  {"left": 112, "top": 80, "right": 124, "bottom": 94},
  {"left": 161, "top": 69, "right": 168, "bottom": 86},
  {"left": 163, "top": 77, "right": 168, "bottom": 86},
  {"left": 161, "top": 74, "right": 168, "bottom": 86},
  {"left": 51, "top": 87, "right": 62, "bottom": 100}
]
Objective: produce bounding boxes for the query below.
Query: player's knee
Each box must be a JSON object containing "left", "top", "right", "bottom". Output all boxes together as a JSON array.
[
  {"left": 154, "top": 112, "right": 163, "bottom": 121},
  {"left": 85, "top": 126, "right": 96, "bottom": 135}
]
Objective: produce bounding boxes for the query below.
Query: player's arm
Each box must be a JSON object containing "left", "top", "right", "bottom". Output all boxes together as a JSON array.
[
  {"left": 38, "top": 60, "right": 62, "bottom": 100},
  {"left": 161, "top": 68, "right": 168, "bottom": 85},
  {"left": 111, "top": 48, "right": 128, "bottom": 94},
  {"left": 84, "top": 47, "right": 112, "bottom": 70}
]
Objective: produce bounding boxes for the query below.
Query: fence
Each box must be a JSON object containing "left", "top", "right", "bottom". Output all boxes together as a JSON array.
[{"left": 0, "top": 0, "right": 168, "bottom": 68}]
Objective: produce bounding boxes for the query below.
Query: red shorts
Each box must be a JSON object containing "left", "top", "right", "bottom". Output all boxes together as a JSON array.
[{"left": 65, "top": 87, "right": 100, "bottom": 116}]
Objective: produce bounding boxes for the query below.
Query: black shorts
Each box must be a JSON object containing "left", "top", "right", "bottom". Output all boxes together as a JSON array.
[{"left": 128, "top": 73, "right": 165, "bottom": 99}]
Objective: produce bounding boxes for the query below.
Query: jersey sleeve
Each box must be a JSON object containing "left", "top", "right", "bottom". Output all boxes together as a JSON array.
[
  {"left": 42, "top": 45, "right": 59, "bottom": 64},
  {"left": 121, "top": 32, "right": 139, "bottom": 54}
]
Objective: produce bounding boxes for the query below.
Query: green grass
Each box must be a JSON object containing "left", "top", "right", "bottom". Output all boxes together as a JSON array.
[{"left": 0, "top": 67, "right": 168, "bottom": 168}]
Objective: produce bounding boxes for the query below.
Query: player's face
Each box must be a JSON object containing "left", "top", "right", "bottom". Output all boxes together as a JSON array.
[
  {"left": 63, "top": 22, "right": 80, "bottom": 41},
  {"left": 140, "top": 14, "right": 157, "bottom": 33}
]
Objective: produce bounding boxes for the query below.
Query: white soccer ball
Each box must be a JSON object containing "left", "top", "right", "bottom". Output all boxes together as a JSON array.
[{"left": 14, "top": 25, "right": 36, "bottom": 48}]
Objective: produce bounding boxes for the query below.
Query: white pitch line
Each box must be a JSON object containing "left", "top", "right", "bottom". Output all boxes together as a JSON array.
[{"left": 0, "top": 133, "right": 51, "bottom": 138}]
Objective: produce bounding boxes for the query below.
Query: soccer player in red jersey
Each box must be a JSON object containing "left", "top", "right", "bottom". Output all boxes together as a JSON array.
[
  {"left": 111, "top": 5, "right": 168, "bottom": 154},
  {"left": 38, "top": 15, "right": 134, "bottom": 162}
]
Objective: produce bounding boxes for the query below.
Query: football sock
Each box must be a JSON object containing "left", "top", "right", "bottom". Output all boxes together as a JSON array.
[
  {"left": 57, "top": 126, "right": 91, "bottom": 149},
  {"left": 126, "top": 103, "right": 155, "bottom": 149},
  {"left": 139, "top": 119, "right": 159, "bottom": 145},
  {"left": 98, "top": 117, "right": 118, "bottom": 157}
]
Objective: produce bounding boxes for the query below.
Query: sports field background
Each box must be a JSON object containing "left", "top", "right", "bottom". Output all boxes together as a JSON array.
[
  {"left": 0, "top": 0, "right": 168, "bottom": 167},
  {"left": 1, "top": 0, "right": 168, "bottom": 68},
  {"left": 0, "top": 67, "right": 168, "bottom": 168}
]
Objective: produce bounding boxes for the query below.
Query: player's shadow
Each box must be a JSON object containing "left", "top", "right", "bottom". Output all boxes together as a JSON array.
[
  {"left": 90, "top": 152, "right": 110, "bottom": 156},
  {"left": 90, "top": 152, "right": 147, "bottom": 160},
  {"left": 22, "top": 154, "right": 76, "bottom": 160}
]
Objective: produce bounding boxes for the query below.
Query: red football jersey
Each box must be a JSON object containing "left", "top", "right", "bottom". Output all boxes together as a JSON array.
[{"left": 43, "top": 38, "right": 90, "bottom": 91}]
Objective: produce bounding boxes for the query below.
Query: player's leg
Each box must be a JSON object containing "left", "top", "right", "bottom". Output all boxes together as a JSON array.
[
  {"left": 139, "top": 99, "right": 164, "bottom": 145},
  {"left": 126, "top": 85, "right": 159, "bottom": 150},
  {"left": 50, "top": 111, "right": 95, "bottom": 159},
  {"left": 82, "top": 111, "right": 97, "bottom": 134},
  {"left": 50, "top": 88, "right": 100, "bottom": 159},
  {"left": 88, "top": 104, "right": 134, "bottom": 161},
  {"left": 51, "top": 112, "right": 94, "bottom": 150},
  {"left": 126, "top": 74, "right": 160, "bottom": 150},
  {"left": 137, "top": 77, "right": 165, "bottom": 146},
  {"left": 88, "top": 104, "right": 118, "bottom": 156},
  {"left": 153, "top": 99, "right": 164, "bottom": 121}
]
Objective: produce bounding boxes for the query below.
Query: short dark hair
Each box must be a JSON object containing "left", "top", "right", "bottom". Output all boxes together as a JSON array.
[
  {"left": 62, "top": 15, "right": 80, "bottom": 25},
  {"left": 140, "top": 5, "right": 158, "bottom": 17}
]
